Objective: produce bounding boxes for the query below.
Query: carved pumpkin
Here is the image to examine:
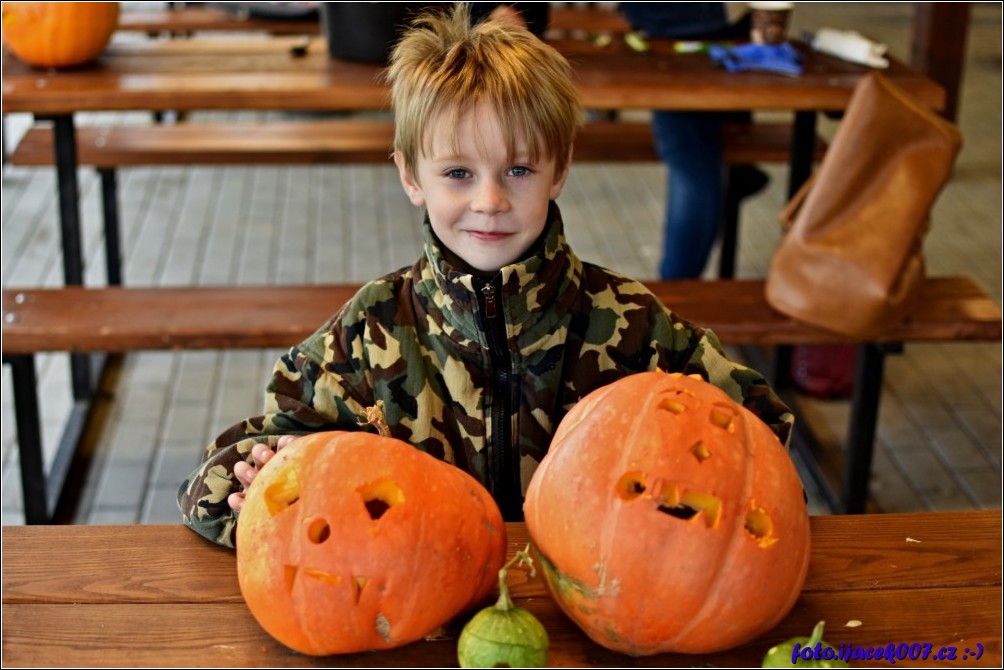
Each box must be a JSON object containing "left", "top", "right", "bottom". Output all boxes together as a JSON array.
[
  {"left": 236, "top": 426, "right": 507, "bottom": 656},
  {"left": 524, "top": 371, "right": 810, "bottom": 656},
  {"left": 1, "top": 3, "right": 119, "bottom": 69}
]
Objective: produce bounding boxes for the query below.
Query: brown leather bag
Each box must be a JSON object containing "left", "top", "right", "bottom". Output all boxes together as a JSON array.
[{"left": 765, "top": 72, "right": 962, "bottom": 339}]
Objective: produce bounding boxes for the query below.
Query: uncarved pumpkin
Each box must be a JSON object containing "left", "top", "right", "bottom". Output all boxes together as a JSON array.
[
  {"left": 524, "top": 371, "right": 810, "bottom": 656},
  {"left": 237, "top": 429, "right": 507, "bottom": 656},
  {"left": 2, "top": 2, "right": 119, "bottom": 69}
]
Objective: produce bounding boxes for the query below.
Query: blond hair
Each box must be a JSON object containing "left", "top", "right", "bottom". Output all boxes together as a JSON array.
[{"left": 386, "top": 3, "right": 582, "bottom": 176}]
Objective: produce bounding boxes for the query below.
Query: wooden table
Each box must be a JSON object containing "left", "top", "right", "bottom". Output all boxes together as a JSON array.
[{"left": 2, "top": 511, "right": 1000, "bottom": 667}]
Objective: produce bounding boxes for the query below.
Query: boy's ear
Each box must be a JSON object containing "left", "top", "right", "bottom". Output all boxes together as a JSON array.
[
  {"left": 548, "top": 146, "right": 574, "bottom": 200},
  {"left": 393, "top": 151, "right": 426, "bottom": 208}
]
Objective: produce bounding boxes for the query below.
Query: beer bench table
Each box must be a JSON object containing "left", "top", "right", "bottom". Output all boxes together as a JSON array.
[
  {"left": 2, "top": 512, "right": 1001, "bottom": 667},
  {"left": 3, "top": 278, "right": 1001, "bottom": 523}
]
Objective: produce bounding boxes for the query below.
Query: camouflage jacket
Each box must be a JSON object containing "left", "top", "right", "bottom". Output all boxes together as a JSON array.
[{"left": 178, "top": 203, "right": 794, "bottom": 547}]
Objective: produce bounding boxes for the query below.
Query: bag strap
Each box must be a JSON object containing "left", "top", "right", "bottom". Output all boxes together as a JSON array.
[{"left": 778, "top": 172, "right": 817, "bottom": 232}]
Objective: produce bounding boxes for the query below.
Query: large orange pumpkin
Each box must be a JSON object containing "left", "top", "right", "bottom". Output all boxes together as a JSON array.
[
  {"left": 236, "top": 427, "right": 507, "bottom": 656},
  {"left": 2, "top": 2, "right": 119, "bottom": 69},
  {"left": 524, "top": 371, "right": 810, "bottom": 656}
]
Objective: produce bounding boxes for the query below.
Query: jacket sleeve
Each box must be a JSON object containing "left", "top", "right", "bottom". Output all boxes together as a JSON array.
[
  {"left": 177, "top": 318, "right": 373, "bottom": 548},
  {"left": 658, "top": 308, "right": 795, "bottom": 450}
]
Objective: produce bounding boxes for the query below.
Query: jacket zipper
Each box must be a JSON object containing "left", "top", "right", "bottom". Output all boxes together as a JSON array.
[{"left": 478, "top": 277, "right": 521, "bottom": 521}]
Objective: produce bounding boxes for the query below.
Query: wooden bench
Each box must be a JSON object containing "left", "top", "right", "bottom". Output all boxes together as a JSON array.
[
  {"left": 9, "top": 119, "right": 827, "bottom": 284},
  {"left": 3, "top": 277, "right": 999, "bottom": 523}
]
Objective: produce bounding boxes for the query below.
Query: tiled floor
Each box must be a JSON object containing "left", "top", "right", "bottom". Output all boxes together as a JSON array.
[{"left": 2, "top": 3, "right": 1001, "bottom": 525}]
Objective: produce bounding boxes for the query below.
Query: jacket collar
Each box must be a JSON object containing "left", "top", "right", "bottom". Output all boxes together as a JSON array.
[{"left": 413, "top": 202, "right": 584, "bottom": 345}]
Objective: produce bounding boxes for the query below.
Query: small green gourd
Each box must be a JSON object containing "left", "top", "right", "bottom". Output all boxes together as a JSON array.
[
  {"left": 457, "top": 545, "right": 549, "bottom": 668},
  {"left": 762, "top": 621, "right": 849, "bottom": 668}
]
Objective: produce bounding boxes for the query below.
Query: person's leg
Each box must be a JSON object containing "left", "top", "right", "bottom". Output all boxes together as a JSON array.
[{"left": 652, "top": 110, "right": 725, "bottom": 279}]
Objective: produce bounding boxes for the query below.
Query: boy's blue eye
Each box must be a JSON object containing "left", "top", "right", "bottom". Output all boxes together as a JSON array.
[
  {"left": 509, "top": 166, "right": 531, "bottom": 177},
  {"left": 446, "top": 168, "right": 470, "bottom": 179}
]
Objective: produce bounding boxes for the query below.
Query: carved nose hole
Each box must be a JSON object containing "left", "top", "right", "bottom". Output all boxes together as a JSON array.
[{"left": 306, "top": 517, "right": 330, "bottom": 543}]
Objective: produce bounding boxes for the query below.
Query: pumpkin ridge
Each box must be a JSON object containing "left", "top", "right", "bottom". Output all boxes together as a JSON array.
[
  {"left": 664, "top": 405, "right": 756, "bottom": 647},
  {"left": 594, "top": 382, "right": 656, "bottom": 603}
]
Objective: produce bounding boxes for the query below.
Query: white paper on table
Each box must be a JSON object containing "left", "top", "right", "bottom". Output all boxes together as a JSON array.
[{"left": 811, "top": 27, "right": 889, "bottom": 69}]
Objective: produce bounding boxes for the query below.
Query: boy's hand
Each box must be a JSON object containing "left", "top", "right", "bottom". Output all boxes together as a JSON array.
[{"left": 228, "top": 436, "right": 298, "bottom": 511}]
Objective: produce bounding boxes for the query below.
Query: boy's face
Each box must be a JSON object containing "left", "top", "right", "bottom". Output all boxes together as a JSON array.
[{"left": 395, "top": 103, "right": 570, "bottom": 273}]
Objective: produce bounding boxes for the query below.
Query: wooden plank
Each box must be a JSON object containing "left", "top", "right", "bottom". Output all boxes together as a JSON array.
[
  {"left": 4, "top": 513, "right": 1000, "bottom": 605},
  {"left": 2, "top": 587, "right": 999, "bottom": 668},
  {"left": 805, "top": 510, "right": 1003, "bottom": 590},
  {"left": 6, "top": 277, "right": 997, "bottom": 356},
  {"left": 0, "top": 37, "right": 946, "bottom": 115},
  {"left": 119, "top": 7, "right": 319, "bottom": 36},
  {"left": 8, "top": 120, "right": 827, "bottom": 168},
  {"left": 9, "top": 121, "right": 656, "bottom": 167}
]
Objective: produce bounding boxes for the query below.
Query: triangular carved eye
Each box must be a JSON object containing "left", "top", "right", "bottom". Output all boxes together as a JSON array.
[
  {"left": 264, "top": 465, "right": 300, "bottom": 516},
  {"left": 357, "top": 479, "right": 405, "bottom": 520}
]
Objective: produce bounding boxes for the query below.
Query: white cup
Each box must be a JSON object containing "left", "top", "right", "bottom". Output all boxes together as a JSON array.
[{"left": 748, "top": 2, "right": 794, "bottom": 44}]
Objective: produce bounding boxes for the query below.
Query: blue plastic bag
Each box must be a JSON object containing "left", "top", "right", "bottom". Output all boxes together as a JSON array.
[{"left": 709, "top": 42, "right": 804, "bottom": 76}]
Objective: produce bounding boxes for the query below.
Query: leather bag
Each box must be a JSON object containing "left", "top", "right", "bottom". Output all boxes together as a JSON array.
[{"left": 765, "top": 72, "right": 962, "bottom": 339}]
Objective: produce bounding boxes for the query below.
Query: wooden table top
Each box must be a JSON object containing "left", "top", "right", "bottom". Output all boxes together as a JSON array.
[
  {"left": 1, "top": 35, "right": 944, "bottom": 115},
  {"left": 2, "top": 511, "right": 1000, "bottom": 667}
]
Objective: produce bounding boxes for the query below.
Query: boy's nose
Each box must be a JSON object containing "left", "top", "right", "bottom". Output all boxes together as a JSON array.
[{"left": 471, "top": 178, "right": 510, "bottom": 214}]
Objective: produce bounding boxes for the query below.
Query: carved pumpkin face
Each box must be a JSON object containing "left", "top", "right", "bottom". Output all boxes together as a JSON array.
[
  {"left": 236, "top": 431, "right": 507, "bottom": 656},
  {"left": 524, "top": 371, "right": 810, "bottom": 655},
  {"left": 1, "top": 3, "right": 120, "bottom": 69}
]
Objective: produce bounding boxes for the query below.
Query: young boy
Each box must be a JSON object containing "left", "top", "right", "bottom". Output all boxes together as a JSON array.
[{"left": 178, "top": 4, "right": 794, "bottom": 548}]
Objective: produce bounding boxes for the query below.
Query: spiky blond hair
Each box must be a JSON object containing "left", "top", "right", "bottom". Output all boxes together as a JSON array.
[{"left": 386, "top": 3, "right": 582, "bottom": 176}]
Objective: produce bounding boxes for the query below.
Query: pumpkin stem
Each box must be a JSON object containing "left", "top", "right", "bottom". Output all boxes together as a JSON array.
[
  {"left": 808, "top": 621, "right": 826, "bottom": 647},
  {"left": 359, "top": 400, "right": 391, "bottom": 437},
  {"left": 494, "top": 544, "right": 535, "bottom": 612}
]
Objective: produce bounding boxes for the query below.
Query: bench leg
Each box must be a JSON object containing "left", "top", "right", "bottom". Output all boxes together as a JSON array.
[
  {"left": 5, "top": 355, "right": 49, "bottom": 523},
  {"left": 789, "top": 111, "right": 817, "bottom": 197},
  {"left": 98, "top": 168, "right": 123, "bottom": 286},
  {"left": 841, "top": 342, "right": 902, "bottom": 514},
  {"left": 718, "top": 166, "right": 740, "bottom": 279},
  {"left": 4, "top": 352, "right": 109, "bottom": 524},
  {"left": 40, "top": 114, "right": 95, "bottom": 401},
  {"left": 46, "top": 114, "right": 85, "bottom": 286}
]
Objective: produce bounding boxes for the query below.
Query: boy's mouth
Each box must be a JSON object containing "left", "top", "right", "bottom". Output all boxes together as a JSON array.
[{"left": 467, "top": 231, "right": 512, "bottom": 242}]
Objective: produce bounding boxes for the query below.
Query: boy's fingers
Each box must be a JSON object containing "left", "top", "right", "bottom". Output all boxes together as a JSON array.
[
  {"left": 233, "top": 460, "right": 256, "bottom": 488},
  {"left": 228, "top": 491, "right": 245, "bottom": 511}
]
